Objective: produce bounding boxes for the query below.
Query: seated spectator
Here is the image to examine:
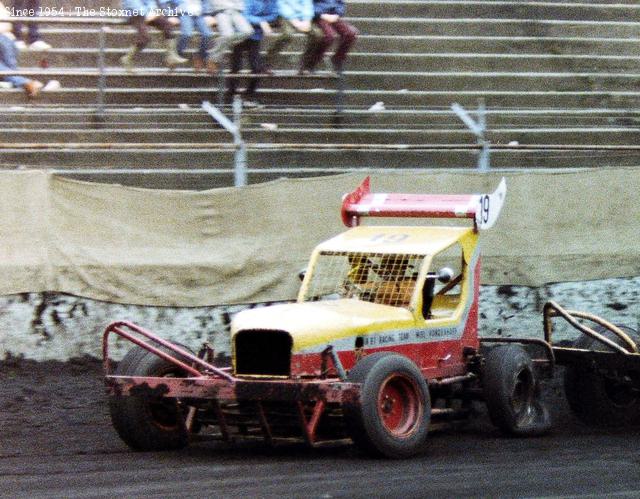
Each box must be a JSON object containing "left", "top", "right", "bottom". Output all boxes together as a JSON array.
[
  {"left": 11, "top": 0, "right": 50, "bottom": 50},
  {"left": 0, "top": 1, "right": 57, "bottom": 97},
  {"left": 201, "top": 0, "right": 218, "bottom": 24},
  {"left": 263, "top": 0, "right": 313, "bottom": 72},
  {"left": 206, "top": 0, "right": 254, "bottom": 70},
  {"left": 120, "top": 0, "right": 188, "bottom": 70},
  {"left": 227, "top": 0, "right": 278, "bottom": 107},
  {"left": 176, "top": 0, "right": 215, "bottom": 72},
  {"left": 301, "top": 0, "right": 357, "bottom": 74}
]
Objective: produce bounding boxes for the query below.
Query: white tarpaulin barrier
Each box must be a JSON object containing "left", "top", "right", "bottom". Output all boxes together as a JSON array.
[{"left": 0, "top": 169, "right": 637, "bottom": 306}]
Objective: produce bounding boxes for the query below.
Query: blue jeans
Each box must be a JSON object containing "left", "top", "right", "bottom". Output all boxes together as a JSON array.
[
  {"left": 0, "top": 35, "right": 29, "bottom": 88},
  {"left": 12, "top": 0, "right": 41, "bottom": 44},
  {"left": 178, "top": 15, "right": 213, "bottom": 59}
]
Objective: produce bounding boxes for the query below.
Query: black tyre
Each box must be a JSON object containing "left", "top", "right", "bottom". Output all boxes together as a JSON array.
[
  {"left": 109, "top": 344, "right": 193, "bottom": 451},
  {"left": 482, "top": 344, "right": 551, "bottom": 436},
  {"left": 344, "top": 352, "right": 430, "bottom": 458},
  {"left": 564, "top": 325, "right": 640, "bottom": 427}
]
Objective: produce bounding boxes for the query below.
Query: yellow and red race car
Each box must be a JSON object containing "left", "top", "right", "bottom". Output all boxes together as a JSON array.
[{"left": 104, "top": 177, "right": 553, "bottom": 459}]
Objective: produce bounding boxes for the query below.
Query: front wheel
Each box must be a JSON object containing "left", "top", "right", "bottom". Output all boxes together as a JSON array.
[
  {"left": 482, "top": 344, "right": 551, "bottom": 436},
  {"left": 109, "top": 344, "right": 194, "bottom": 451},
  {"left": 344, "top": 352, "right": 430, "bottom": 458}
]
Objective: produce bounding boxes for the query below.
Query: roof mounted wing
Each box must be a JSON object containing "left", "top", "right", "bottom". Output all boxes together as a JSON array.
[{"left": 341, "top": 177, "right": 507, "bottom": 231}]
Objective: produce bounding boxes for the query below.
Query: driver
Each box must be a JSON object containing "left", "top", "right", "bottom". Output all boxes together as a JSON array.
[{"left": 374, "top": 255, "right": 415, "bottom": 306}]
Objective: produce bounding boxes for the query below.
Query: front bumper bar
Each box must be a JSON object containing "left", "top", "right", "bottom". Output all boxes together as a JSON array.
[{"left": 106, "top": 374, "right": 360, "bottom": 404}]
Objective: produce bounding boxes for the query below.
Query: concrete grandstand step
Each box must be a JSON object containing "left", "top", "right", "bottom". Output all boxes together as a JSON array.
[
  {"left": 355, "top": 36, "right": 640, "bottom": 56},
  {"left": 0, "top": 149, "right": 236, "bottom": 169},
  {"left": 2, "top": 68, "right": 341, "bottom": 92},
  {"left": 34, "top": 30, "right": 640, "bottom": 57},
  {"left": 5, "top": 125, "right": 639, "bottom": 146},
  {"left": 9, "top": 68, "right": 639, "bottom": 94},
  {"left": 2, "top": 87, "right": 640, "bottom": 109},
  {"left": 3, "top": 146, "right": 637, "bottom": 181},
  {"left": 0, "top": 109, "right": 211, "bottom": 129},
  {"left": 6, "top": 106, "right": 640, "bottom": 129},
  {"left": 0, "top": 129, "right": 233, "bottom": 143},
  {"left": 241, "top": 108, "right": 640, "bottom": 128},
  {"left": 44, "top": 153, "right": 634, "bottom": 189},
  {"left": 19, "top": 49, "right": 640, "bottom": 74},
  {"left": 345, "top": 53, "right": 640, "bottom": 73},
  {"left": 345, "top": 1, "right": 640, "bottom": 22},
  {"left": 35, "top": 17, "right": 640, "bottom": 46},
  {"left": 347, "top": 18, "right": 640, "bottom": 38},
  {"left": 230, "top": 127, "right": 640, "bottom": 146},
  {"left": 340, "top": 71, "right": 640, "bottom": 92}
]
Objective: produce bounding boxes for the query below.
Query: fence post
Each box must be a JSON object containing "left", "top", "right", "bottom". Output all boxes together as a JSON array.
[
  {"left": 232, "top": 95, "right": 247, "bottom": 187},
  {"left": 217, "top": 66, "right": 225, "bottom": 108},
  {"left": 451, "top": 99, "right": 490, "bottom": 172},
  {"left": 331, "top": 72, "right": 346, "bottom": 126},
  {"left": 202, "top": 98, "right": 247, "bottom": 187},
  {"left": 97, "top": 24, "right": 107, "bottom": 115},
  {"left": 476, "top": 99, "right": 490, "bottom": 172},
  {"left": 336, "top": 72, "right": 345, "bottom": 115}
]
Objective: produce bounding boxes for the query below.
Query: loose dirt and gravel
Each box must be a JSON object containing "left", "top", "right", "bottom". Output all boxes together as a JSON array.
[{"left": 2, "top": 357, "right": 640, "bottom": 498}]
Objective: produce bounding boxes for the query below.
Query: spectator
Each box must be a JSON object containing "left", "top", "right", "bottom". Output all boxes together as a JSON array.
[
  {"left": 301, "top": 0, "right": 357, "bottom": 74},
  {"left": 264, "top": 0, "right": 313, "bottom": 71},
  {"left": 120, "top": 0, "right": 188, "bottom": 70},
  {"left": 176, "top": 0, "right": 215, "bottom": 72},
  {"left": 227, "top": 0, "right": 278, "bottom": 107},
  {"left": 0, "top": 1, "right": 57, "bottom": 97},
  {"left": 207, "top": 0, "right": 254, "bottom": 70},
  {"left": 11, "top": 0, "right": 50, "bottom": 50},
  {"left": 201, "top": 0, "right": 218, "bottom": 23}
]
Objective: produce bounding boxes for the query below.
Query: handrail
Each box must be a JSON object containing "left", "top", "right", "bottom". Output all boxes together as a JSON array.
[{"left": 543, "top": 300, "right": 637, "bottom": 354}]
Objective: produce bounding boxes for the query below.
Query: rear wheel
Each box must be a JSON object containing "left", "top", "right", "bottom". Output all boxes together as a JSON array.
[
  {"left": 564, "top": 325, "right": 640, "bottom": 427},
  {"left": 482, "top": 344, "right": 551, "bottom": 436},
  {"left": 344, "top": 352, "right": 430, "bottom": 458},
  {"left": 109, "top": 344, "right": 194, "bottom": 451}
]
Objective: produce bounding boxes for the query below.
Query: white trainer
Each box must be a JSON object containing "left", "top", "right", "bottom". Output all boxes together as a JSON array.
[
  {"left": 29, "top": 40, "right": 52, "bottom": 51},
  {"left": 42, "top": 80, "right": 61, "bottom": 91}
]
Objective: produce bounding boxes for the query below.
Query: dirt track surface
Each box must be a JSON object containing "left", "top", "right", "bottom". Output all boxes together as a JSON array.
[{"left": 2, "top": 357, "right": 640, "bottom": 499}]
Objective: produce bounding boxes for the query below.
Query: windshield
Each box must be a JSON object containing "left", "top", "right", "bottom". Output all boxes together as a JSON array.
[{"left": 302, "top": 251, "right": 424, "bottom": 307}]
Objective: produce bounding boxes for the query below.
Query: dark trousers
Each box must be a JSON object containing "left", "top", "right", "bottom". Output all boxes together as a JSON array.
[
  {"left": 228, "top": 38, "right": 264, "bottom": 97},
  {"left": 129, "top": 15, "right": 175, "bottom": 50},
  {"left": 12, "top": 0, "right": 41, "bottom": 44},
  {"left": 302, "top": 18, "right": 358, "bottom": 71}
]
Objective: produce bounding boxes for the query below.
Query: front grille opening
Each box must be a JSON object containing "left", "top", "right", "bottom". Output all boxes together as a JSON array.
[{"left": 235, "top": 329, "right": 293, "bottom": 376}]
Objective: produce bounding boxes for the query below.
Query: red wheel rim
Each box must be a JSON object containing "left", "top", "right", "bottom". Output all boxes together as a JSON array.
[{"left": 377, "top": 374, "right": 422, "bottom": 437}]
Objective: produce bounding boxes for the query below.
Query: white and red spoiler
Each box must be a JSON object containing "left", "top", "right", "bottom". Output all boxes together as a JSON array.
[{"left": 341, "top": 177, "right": 507, "bottom": 230}]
